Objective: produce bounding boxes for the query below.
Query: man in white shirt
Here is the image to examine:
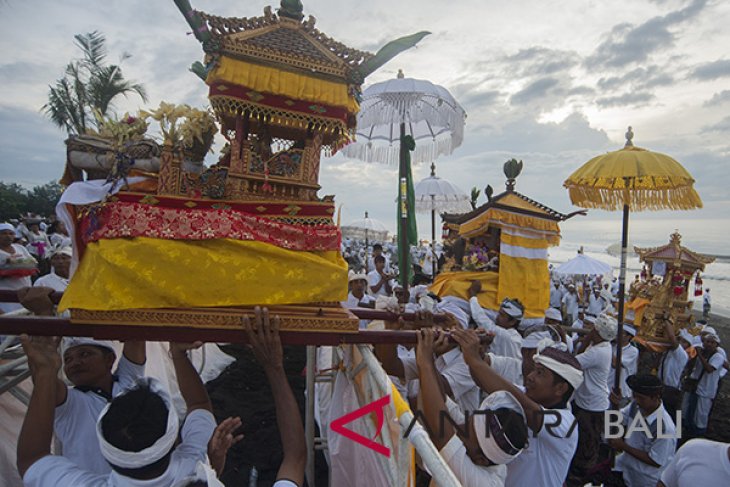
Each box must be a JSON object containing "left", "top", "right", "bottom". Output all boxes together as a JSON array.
[
  {"left": 452, "top": 330, "right": 585, "bottom": 487},
  {"left": 702, "top": 288, "right": 711, "bottom": 319},
  {"left": 658, "top": 320, "right": 690, "bottom": 419},
  {"left": 19, "top": 307, "right": 306, "bottom": 487},
  {"left": 33, "top": 246, "right": 72, "bottom": 292},
  {"left": 610, "top": 374, "right": 676, "bottom": 487},
  {"left": 17, "top": 287, "right": 147, "bottom": 475},
  {"left": 586, "top": 287, "right": 607, "bottom": 316},
  {"left": 682, "top": 331, "right": 725, "bottom": 437},
  {"left": 367, "top": 255, "right": 394, "bottom": 297},
  {"left": 562, "top": 285, "right": 580, "bottom": 323},
  {"left": 416, "top": 328, "right": 529, "bottom": 487},
  {"left": 568, "top": 313, "right": 616, "bottom": 486},
  {"left": 341, "top": 270, "right": 375, "bottom": 329},
  {"left": 469, "top": 281, "right": 524, "bottom": 361},
  {"left": 375, "top": 307, "right": 480, "bottom": 413},
  {"left": 659, "top": 438, "right": 730, "bottom": 487},
  {"left": 549, "top": 281, "right": 563, "bottom": 310},
  {"left": 609, "top": 324, "right": 639, "bottom": 405},
  {"left": 367, "top": 243, "right": 391, "bottom": 273}
]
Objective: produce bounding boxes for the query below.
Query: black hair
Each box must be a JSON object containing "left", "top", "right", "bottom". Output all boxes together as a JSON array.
[
  {"left": 374, "top": 255, "right": 386, "bottom": 264},
  {"left": 550, "top": 373, "right": 575, "bottom": 406},
  {"left": 494, "top": 408, "right": 528, "bottom": 450},
  {"left": 372, "top": 244, "right": 383, "bottom": 251},
  {"left": 101, "top": 384, "right": 172, "bottom": 477}
]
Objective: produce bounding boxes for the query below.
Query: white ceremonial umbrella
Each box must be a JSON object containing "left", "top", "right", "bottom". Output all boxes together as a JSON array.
[
  {"left": 343, "top": 71, "right": 467, "bottom": 165},
  {"left": 341, "top": 211, "right": 389, "bottom": 243},
  {"left": 342, "top": 70, "right": 466, "bottom": 287},
  {"left": 554, "top": 252, "right": 612, "bottom": 276},
  {"left": 414, "top": 162, "right": 471, "bottom": 275}
]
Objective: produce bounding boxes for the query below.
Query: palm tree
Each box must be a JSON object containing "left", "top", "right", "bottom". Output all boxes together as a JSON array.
[{"left": 42, "top": 31, "right": 147, "bottom": 135}]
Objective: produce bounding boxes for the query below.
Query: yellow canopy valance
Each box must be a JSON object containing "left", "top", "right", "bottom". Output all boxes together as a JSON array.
[
  {"left": 207, "top": 56, "right": 359, "bottom": 113},
  {"left": 458, "top": 208, "right": 561, "bottom": 245}
]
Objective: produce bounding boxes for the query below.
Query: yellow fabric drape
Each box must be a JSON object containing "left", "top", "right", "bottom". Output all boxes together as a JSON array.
[
  {"left": 208, "top": 56, "right": 359, "bottom": 113},
  {"left": 498, "top": 230, "right": 550, "bottom": 317},
  {"left": 430, "top": 271, "right": 500, "bottom": 311},
  {"left": 59, "top": 237, "right": 347, "bottom": 311},
  {"left": 459, "top": 207, "right": 561, "bottom": 245},
  {"left": 497, "top": 253, "right": 549, "bottom": 318}
]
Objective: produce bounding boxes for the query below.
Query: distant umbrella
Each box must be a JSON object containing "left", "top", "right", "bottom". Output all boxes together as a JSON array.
[
  {"left": 554, "top": 253, "right": 612, "bottom": 276},
  {"left": 414, "top": 163, "right": 470, "bottom": 275}
]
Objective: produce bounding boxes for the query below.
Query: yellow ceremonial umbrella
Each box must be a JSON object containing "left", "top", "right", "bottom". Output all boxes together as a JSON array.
[{"left": 564, "top": 126, "right": 702, "bottom": 393}]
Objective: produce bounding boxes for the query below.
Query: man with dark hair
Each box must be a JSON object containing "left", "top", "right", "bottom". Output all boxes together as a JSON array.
[
  {"left": 367, "top": 243, "right": 391, "bottom": 273},
  {"left": 609, "top": 374, "right": 676, "bottom": 487},
  {"left": 367, "top": 254, "right": 394, "bottom": 297},
  {"left": 469, "top": 281, "right": 523, "bottom": 361},
  {"left": 18, "top": 286, "right": 146, "bottom": 475},
  {"left": 17, "top": 307, "right": 306, "bottom": 487},
  {"left": 416, "top": 327, "right": 528, "bottom": 486},
  {"left": 452, "top": 328, "right": 584, "bottom": 487}
]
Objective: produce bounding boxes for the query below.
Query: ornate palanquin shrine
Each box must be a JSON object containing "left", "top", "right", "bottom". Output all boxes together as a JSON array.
[
  {"left": 432, "top": 160, "right": 582, "bottom": 318},
  {"left": 629, "top": 231, "right": 715, "bottom": 346},
  {"left": 58, "top": 1, "right": 426, "bottom": 334}
]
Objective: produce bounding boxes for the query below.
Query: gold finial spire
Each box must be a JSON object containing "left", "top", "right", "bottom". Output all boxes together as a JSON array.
[{"left": 625, "top": 126, "right": 634, "bottom": 147}]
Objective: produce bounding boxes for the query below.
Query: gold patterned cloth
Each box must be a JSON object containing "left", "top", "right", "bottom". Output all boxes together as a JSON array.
[{"left": 59, "top": 237, "right": 347, "bottom": 312}]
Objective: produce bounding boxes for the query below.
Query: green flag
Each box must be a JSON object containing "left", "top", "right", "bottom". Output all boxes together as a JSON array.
[{"left": 397, "top": 135, "right": 418, "bottom": 287}]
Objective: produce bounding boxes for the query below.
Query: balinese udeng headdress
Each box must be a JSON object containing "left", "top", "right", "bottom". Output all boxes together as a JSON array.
[
  {"left": 594, "top": 313, "right": 618, "bottom": 341},
  {"left": 473, "top": 391, "right": 527, "bottom": 465},
  {"left": 500, "top": 298, "right": 524, "bottom": 320},
  {"left": 0, "top": 223, "right": 16, "bottom": 232},
  {"left": 436, "top": 300, "right": 470, "bottom": 329},
  {"left": 96, "top": 377, "right": 179, "bottom": 469},
  {"left": 533, "top": 346, "right": 584, "bottom": 390},
  {"left": 62, "top": 337, "right": 116, "bottom": 357}
]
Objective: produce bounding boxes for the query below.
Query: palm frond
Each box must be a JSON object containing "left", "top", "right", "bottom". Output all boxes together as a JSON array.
[{"left": 74, "top": 31, "right": 107, "bottom": 68}]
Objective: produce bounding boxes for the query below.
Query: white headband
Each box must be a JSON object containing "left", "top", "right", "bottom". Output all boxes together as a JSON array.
[
  {"left": 97, "top": 377, "right": 179, "bottom": 469},
  {"left": 473, "top": 391, "right": 526, "bottom": 465},
  {"left": 595, "top": 313, "right": 618, "bottom": 341},
  {"left": 62, "top": 337, "right": 116, "bottom": 357},
  {"left": 436, "top": 299, "right": 470, "bottom": 329},
  {"left": 544, "top": 308, "right": 562, "bottom": 322},
  {"left": 0, "top": 223, "right": 16, "bottom": 232},
  {"left": 501, "top": 301, "right": 523, "bottom": 319},
  {"left": 534, "top": 353, "right": 584, "bottom": 390},
  {"left": 705, "top": 332, "right": 721, "bottom": 344}
]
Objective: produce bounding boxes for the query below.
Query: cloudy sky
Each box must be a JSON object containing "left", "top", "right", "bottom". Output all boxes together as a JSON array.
[{"left": 1, "top": 0, "right": 728, "bottom": 251}]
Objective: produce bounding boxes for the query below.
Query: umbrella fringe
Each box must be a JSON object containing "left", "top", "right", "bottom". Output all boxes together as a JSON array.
[
  {"left": 342, "top": 133, "right": 461, "bottom": 165},
  {"left": 566, "top": 185, "right": 703, "bottom": 211}
]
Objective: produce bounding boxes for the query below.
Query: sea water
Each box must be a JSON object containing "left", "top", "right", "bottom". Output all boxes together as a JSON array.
[{"left": 554, "top": 217, "right": 730, "bottom": 317}]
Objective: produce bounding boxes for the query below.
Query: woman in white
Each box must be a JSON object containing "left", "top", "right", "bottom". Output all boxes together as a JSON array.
[{"left": 0, "top": 222, "right": 37, "bottom": 313}]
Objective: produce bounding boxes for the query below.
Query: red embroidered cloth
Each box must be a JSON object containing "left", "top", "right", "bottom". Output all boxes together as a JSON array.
[{"left": 80, "top": 201, "right": 341, "bottom": 252}]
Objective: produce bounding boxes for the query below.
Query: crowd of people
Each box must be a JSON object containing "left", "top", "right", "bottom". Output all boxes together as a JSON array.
[
  {"left": 339, "top": 243, "right": 730, "bottom": 487},
  {"left": 2, "top": 221, "right": 730, "bottom": 486}
]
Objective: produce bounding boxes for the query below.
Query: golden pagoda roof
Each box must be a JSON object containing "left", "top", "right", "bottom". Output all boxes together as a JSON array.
[
  {"left": 635, "top": 231, "right": 715, "bottom": 270},
  {"left": 199, "top": 8, "right": 374, "bottom": 82}
]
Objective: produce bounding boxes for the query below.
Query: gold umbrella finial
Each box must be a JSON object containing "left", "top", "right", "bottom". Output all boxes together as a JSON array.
[
  {"left": 625, "top": 126, "right": 634, "bottom": 147},
  {"left": 397, "top": 69, "right": 405, "bottom": 79}
]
